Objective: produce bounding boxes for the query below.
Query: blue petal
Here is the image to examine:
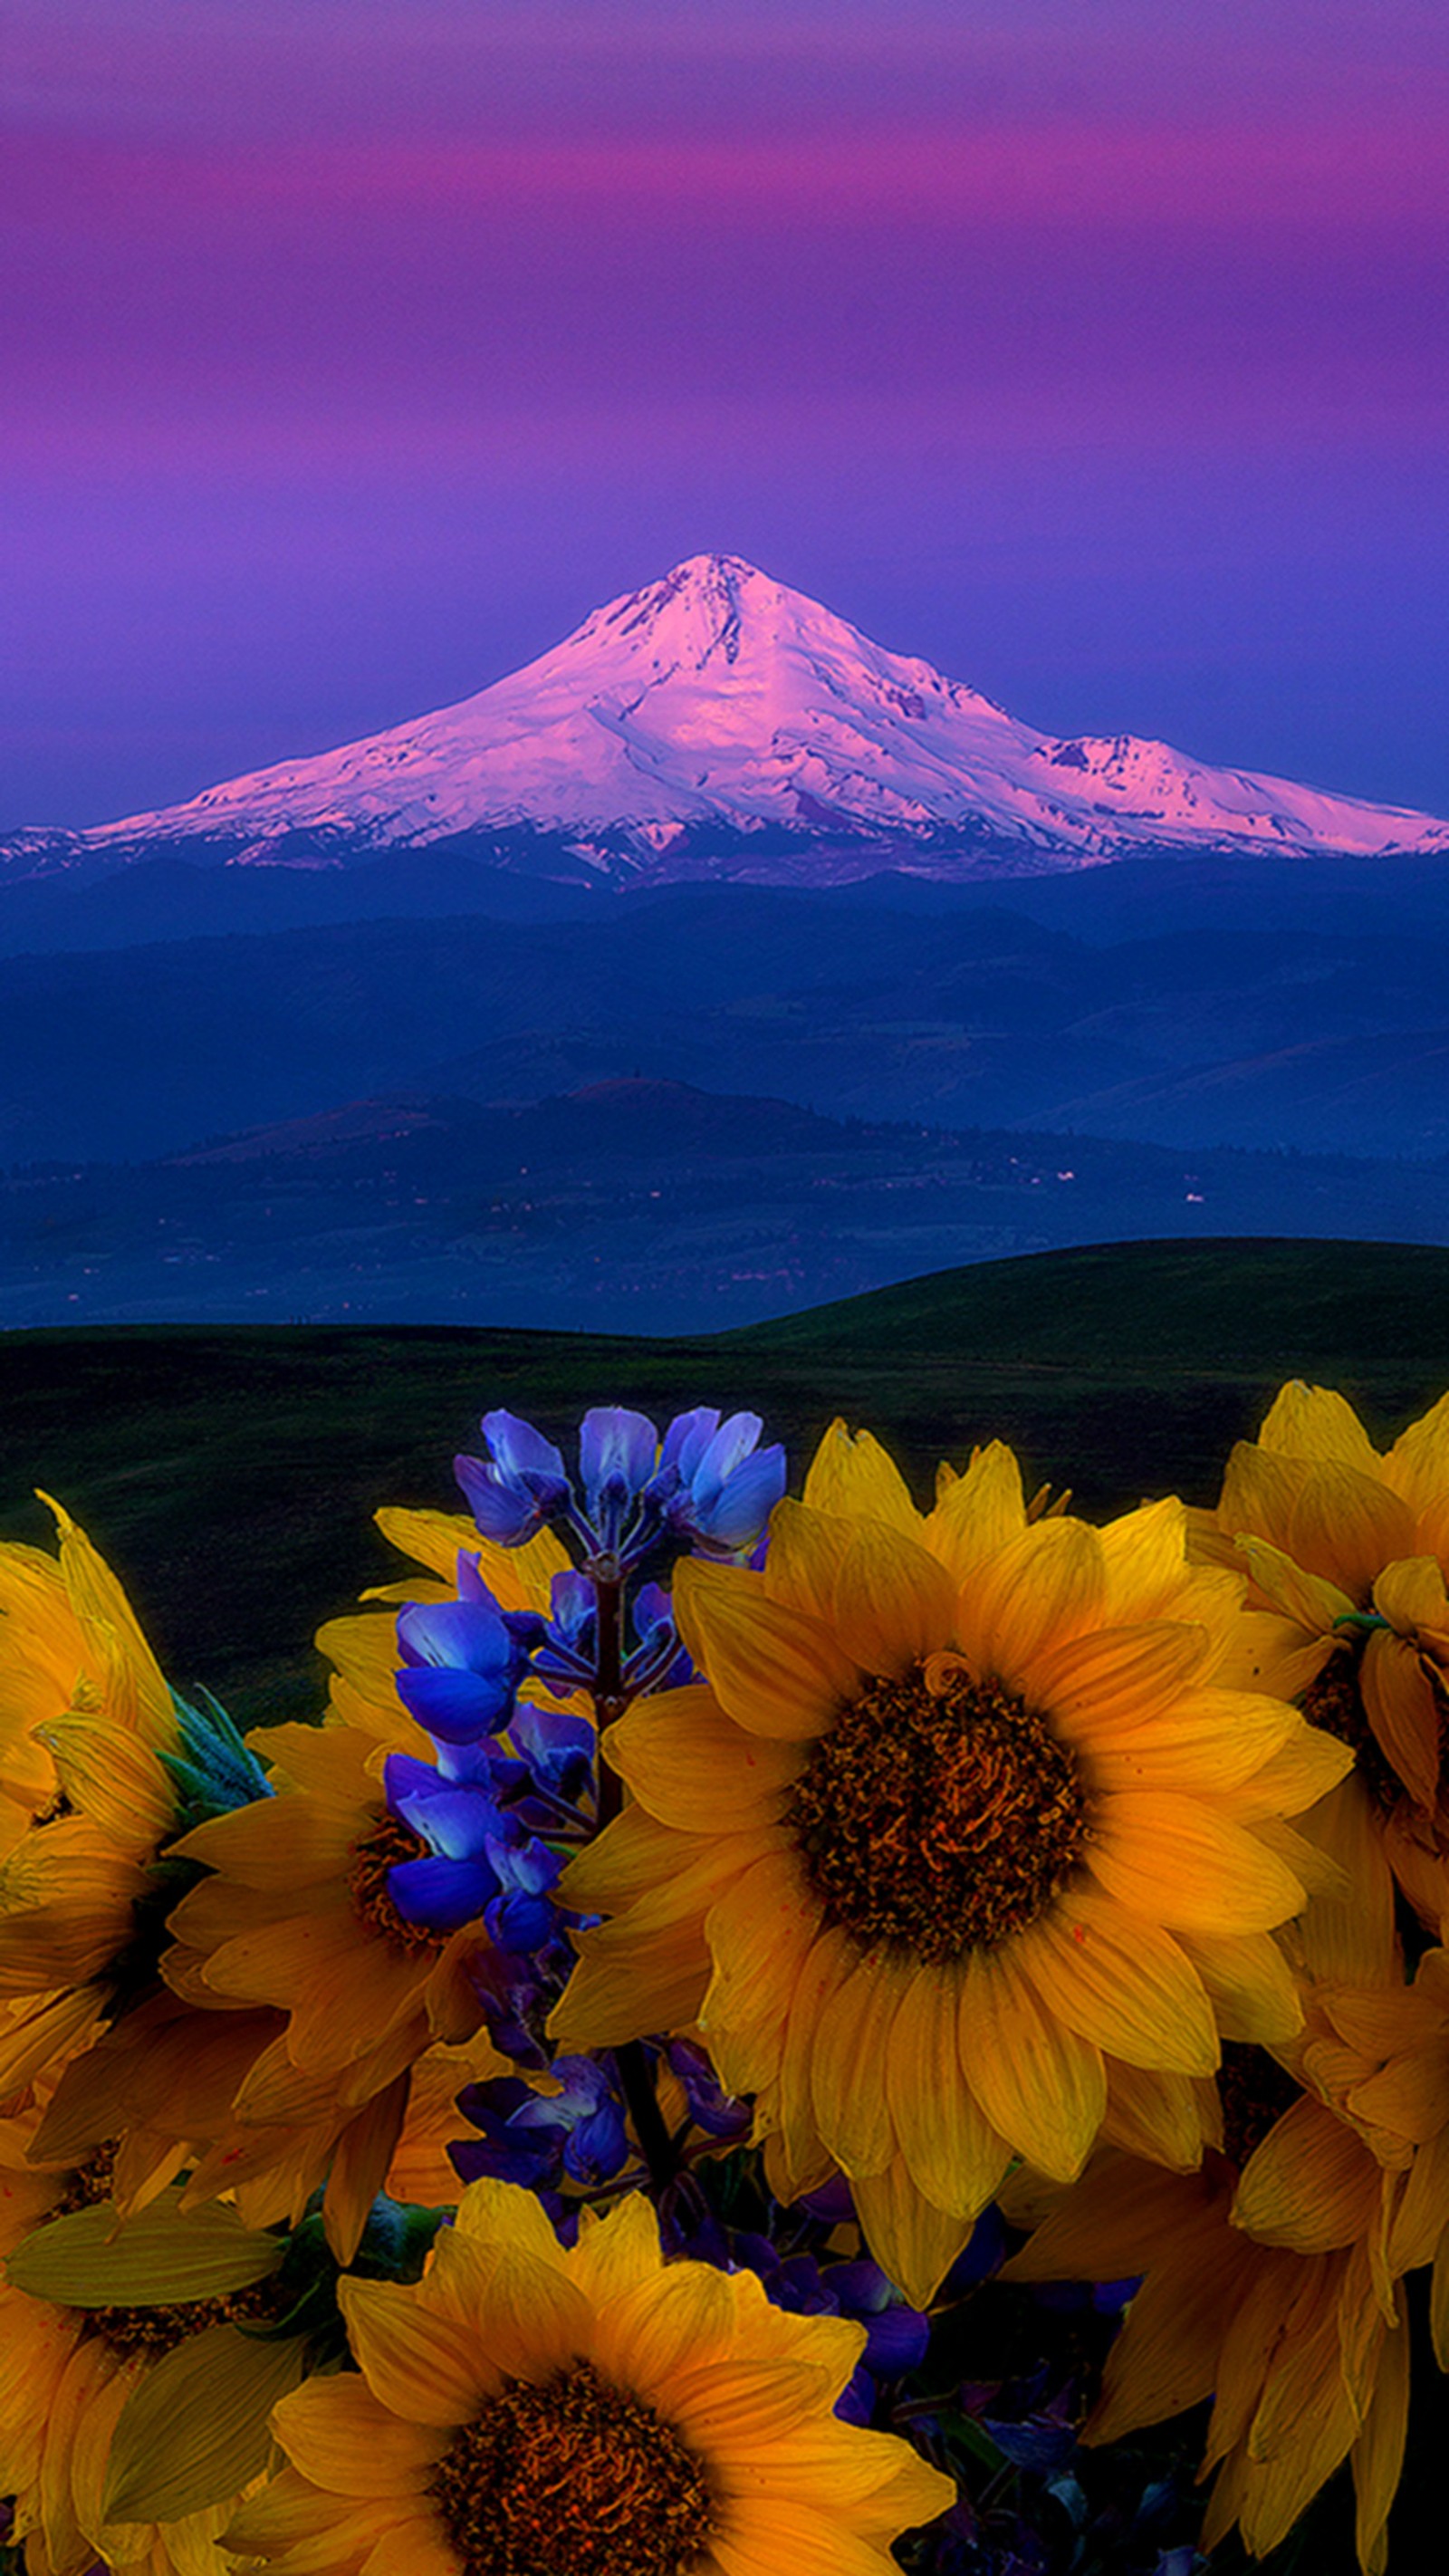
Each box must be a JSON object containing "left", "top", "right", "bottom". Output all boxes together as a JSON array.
[
  {"left": 454, "top": 1456, "right": 542, "bottom": 1544},
  {"left": 398, "top": 1595, "right": 514, "bottom": 1677},
  {"left": 391, "top": 1783, "right": 503, "bottom": 1862},
  {"left": 579, "top": 1407, "right": 658, "bottom": 1513},
  {"left": 691, "top": 1446, "right": 787, "bottom": 1548},
  {"left": 660, "top": 1408, "right": 719, "bottom": 1480},
  {"left": 697, "top": 1411, "right": 764, "bottom": 1487},
  {"left": 395, "top": 1665, "right": 514, "bottom": 1745},
  {"left": 482, "top": 1409, "right": 568, "bottom": 1488},
  {"left": 387, "top": 1853, "right": 496, "bottom": 1931},
  {"left": 486, "top": 1889, "right": 557, "bottom": 1951}
]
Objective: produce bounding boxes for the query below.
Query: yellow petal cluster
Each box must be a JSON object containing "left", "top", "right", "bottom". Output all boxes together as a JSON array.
[
  {"left": 552, "top": 1427, "right": 1347, "bottom": 2302},
  {"left": 1002, "top": 1779, "right": 1444, "bottom": 2574},
  {"left": 1204, "top": 1380, "right": 1449, "bottom": 1919},
  {"left": 0, "top": 1502, "right": 183, "bottom": 2108},
  {"left": 225, "top": 2174, "right": 954, "bottom": 2576}
]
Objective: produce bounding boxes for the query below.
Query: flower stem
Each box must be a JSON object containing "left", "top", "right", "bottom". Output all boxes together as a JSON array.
[{"left": 615, "top": 2042, "right": 680, "bottom": 2192}]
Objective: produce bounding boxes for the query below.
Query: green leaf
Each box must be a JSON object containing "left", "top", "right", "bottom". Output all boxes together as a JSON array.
[
  {"left": 5, "top": 2191, "right": 282, "bottom": 2306},
  {"left": 102, "top": 2321, "right": 305, "bottom": 2523}
]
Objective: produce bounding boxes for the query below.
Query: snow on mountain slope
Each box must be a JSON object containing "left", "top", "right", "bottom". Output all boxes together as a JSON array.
[{"left": 9, "top": 554, "right": 1449, "bottom": 880}]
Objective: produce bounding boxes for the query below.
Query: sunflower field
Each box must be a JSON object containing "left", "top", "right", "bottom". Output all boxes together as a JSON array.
[{"left": 3, "top": 1378, "right": 1449, "bottom": 2576}]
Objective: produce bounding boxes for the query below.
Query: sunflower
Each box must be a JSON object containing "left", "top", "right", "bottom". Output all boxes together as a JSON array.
[
  {"left": 149, "top": 1509, "right": 581, "bottom": 2241},
  {"left": 1003, "top": 1779, "right": 1415, "bottom": 2576},
  {"left": 223, "top": 2173, "right": 954, "bottom": 2576},
  {"left": 158, "top": 1716, "right": 509, "bottom": 2257},
  {"left": 1202, "top": 1379, "right": 1449, "bottom": 1918},
  {"left": 0, "top": 2081, "right": 302, "bottom": 2576},
  {"left": 44, "top": 1506, "right": 569, "bottom": 2260},
  {"left": 0, "top": 1501, "right": 189, "bottom": 2102},
  {"left": 550, "top": 1434, "right": 1348, "bottom": 2303}
]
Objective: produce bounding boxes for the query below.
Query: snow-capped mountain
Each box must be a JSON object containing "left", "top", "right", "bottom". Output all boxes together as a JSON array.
[{"left": 7, "top": 554, "right": 1448, "bottom": 883}]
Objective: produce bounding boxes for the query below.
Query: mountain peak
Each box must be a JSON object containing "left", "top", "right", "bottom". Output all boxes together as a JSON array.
[{"left": 7, "top": 560, "right": 1449, "bottom": 885}]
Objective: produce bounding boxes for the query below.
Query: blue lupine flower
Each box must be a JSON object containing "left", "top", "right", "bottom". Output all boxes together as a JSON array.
[
  {"left": 657, "top": 1408, "right": 786, "bottom": 1556},
  {"left": 579, "top": 1408, "right": 659, "bottom": 1550},
  {"left": 455, "top": 1410, "right": 571, "bottom": 1544},
  {"left": 454, "top": 1400, "right": 786, "bottom": 1575},
  {"left": 662, "top": 2037, "right": 749, "bottom": 2143},
  {"left": 383, "top": 1751, "right": 562, "bottom": 1949},
  {"left": 451, "top": 2056, "right": 629, "bottom": 2192},
  {"left": 507, "top": 1696, "right": 595, "bottom": 1814},
  {"left": 395, "top": 1564, "right": 530, "bottom": 1748}
]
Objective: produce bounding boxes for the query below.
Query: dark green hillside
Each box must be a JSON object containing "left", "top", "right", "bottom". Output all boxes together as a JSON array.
[{"left": 3, "top": 1237, "right": 1446, "bottom": 1727}]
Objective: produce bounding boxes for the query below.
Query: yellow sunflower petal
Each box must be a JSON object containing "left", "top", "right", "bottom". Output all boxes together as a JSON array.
[
  {"left": 607, "top": 1692, "right": 801, "bottom": 1831},
  {"left": 591, "top": 2259, "right": 736, "bottom": 2397},
  {"left": 829, "top": 1524, "right": 956, "bottom": 1677},
  {"left": 960, "top": 1518, "right": 1108, "bottom": 1687},
  {"left": 1175, "top": 1929, "right": 1304, "bottom": 2045},
  {"left": 1240, "top": 2297, "right": 1358, "bottom": 2555},
  {"left": 33, "top": 1714, "right": 174, "bottom": 1850},
  {"left": 1353, "top": 2313, "right": 1409, "bottom": 2576},
  {"left": 1293, "top": 1780, "right": 1397, "bottom": 1985},
  {"left": 1089, "top": 2225, "right": 1237, "bottom": 2438},
  {"left": 1219, "top": 1721, "right": 1354, "bottom": 1819},
  {"left": 771, "top": 1925, "right": 857, "bottom": 2199},
  {"left": 1017, "top": 1884, "right": 1219, "bottom": 2074},
  {"left": 1232, "top": 2096, "right": 1382, "bottom": 2252},
  {"left": 921, "top": 1442, "right": 1027, "bottom": 1585},
  {"left": 959, "top": 1941, "right": 1106, "bottom": 2181},
  {"left": 323, "top": 2071, "right": 412, "bottom": 2264},
  {"left": 1373, "top": 1550, "right": 1449, "bottom": 1635},
  {"left": 808, "top": 1946, "right": 909, "bottom": 2179},
  {"left": 223, "top": 2467, "right": 398, "bottom": 2572},
  {"left": 165, "top": 1793, "right": 360, "bottom": 1890},
  {"left": 1233, "top": 1533, "right": 1355, "bottom": 1635},
  {"left": 1387, "top": 2122, "right": 1449, "bottom": 2275},
  {"left": 360, "top": 2510, "right": 461, "bottom": 2576},
  {"left": 712, "top": 2416, "right": 947, "bottom": 2513},
  {"left": 1094, "top": 1496, "right": 1203, "bottom": 1625},
  {"left": 713, "top": 2498, "right": 921, "bottom": 2576},
  {"left": 849, "top": 2152, "right": 974, "bottom": 2309},
  {"left": 568, "top": 2191, "right": 664, "bottom": 2309},
  {"left": 1256, "top": 1382, "right": 1381, "bottom": 1471},
  {"left": 1025, "top": 1620, "right": 1213, "bottom": 1738},
  {"left": 801, "top": 1423, "right": 920, "bottom": 1534},
  {"left": 1099, "top": 2062, "right": 1211, "bottom": 2169},
  {"left": 1218, "top": 1443, "right": 1306, "bottom": 1554},
  {"left": 375, "top": 1505, "right": 569, "bottom": 1613},
  {"left": 763, "top": 1501, "right": 854, "bottom": 1621},
  {"left": 673, "top": 1562, "right": 861, "bottom": 1740},
  {"left": 336, "top": 2275, "right": 496, "bottom": 2426},
  {"left": 886, "top": 1961, "right": 1012, "bottom": 2216},
  {"left": 703, "top": 1847, "right": 821, "bottom": 2088},
  {"left": 39, "top": 1495, "right": 174, "bottom": 1746},
  {"left": 1085, "top": 1791, "right": 1307, "bottom": 1935},
  {"left": 1287, "top": 1466, "right": 1416, "bottom": 1603},
  {"left": 1003, "top": 2154, "right": 1227, "bottom": 2284},
  {"left": 1360, "top": 1628, "right": 1442, "bottom": 1812}
]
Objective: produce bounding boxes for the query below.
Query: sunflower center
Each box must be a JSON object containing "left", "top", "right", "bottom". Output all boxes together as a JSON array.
[
  {"left": 1300, "top": 1649, "right": 1401, "bottom": 1813},
  {"left": 53, "top": 2141, "right": 120, "bottom": 2216},
  {"left": 785, "top": 1661, "right": 1089, "bottom": 1963},
  {"left": 347, "top": 1813, "right": 448, "bottom": 1955},
  {"left": 84, "top": 2269, "right": 285, "bottom": 2362},
  {"left": 1217, "top": 2043, "right": 1301, "bottom": 2171},
  {"left": 430, "top": 2360, "right": 713, "bottom": 2576}
]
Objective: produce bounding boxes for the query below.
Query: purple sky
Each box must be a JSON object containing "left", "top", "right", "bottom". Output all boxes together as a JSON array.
[{"left": 5, "top": 0, "right": 1447, "bottom": 830}]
